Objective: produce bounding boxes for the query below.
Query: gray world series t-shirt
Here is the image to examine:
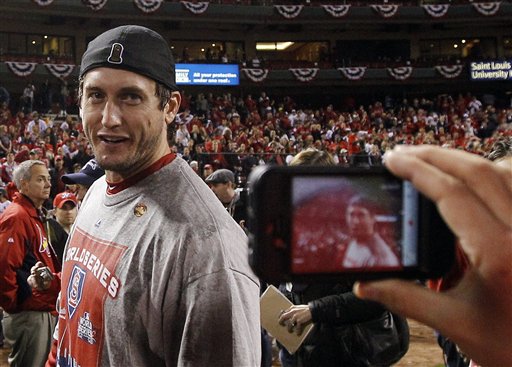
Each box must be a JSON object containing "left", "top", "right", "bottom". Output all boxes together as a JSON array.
[{"left": 57, "top": 156, "right": 261, "bottom": 366}]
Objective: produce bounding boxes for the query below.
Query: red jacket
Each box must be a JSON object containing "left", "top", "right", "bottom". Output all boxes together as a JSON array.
[{"left": 0, "top": 194, "right": 60, "bottom": 314}]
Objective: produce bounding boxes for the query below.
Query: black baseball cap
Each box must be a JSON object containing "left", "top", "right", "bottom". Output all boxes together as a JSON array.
[
  {"left": 61, "top": 159, "right": 105, "bottom": 187},
  {"left": 205, "top": 169, "right": 235, "bottom": 185},
  {"left": 80, "top": 25, "right": 177, "bottom": 91}
]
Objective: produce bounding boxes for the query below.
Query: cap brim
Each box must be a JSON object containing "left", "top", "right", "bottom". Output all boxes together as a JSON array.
[
  {"left": 61, "top": 173, "right": 96, "bottom": 187},
  {"left": 56, "top": 199, "right": 77, "bottom": 208}
]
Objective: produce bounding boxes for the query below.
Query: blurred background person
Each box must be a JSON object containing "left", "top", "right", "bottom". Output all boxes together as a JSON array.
[
  {"left": 0, "top": 160, "right": 60, "bottom": 367},
  {"left": 0, "top": 187, "right": 11, "bottom": 215},
  {"left": 46, "top": 192, "right": 78, "bottom": 266},
  {"left": 61, "top": 158, "right": 104, "bottom": 203},
  {"left": 205, "top": 168, "right": 247, "bottom": 226}
]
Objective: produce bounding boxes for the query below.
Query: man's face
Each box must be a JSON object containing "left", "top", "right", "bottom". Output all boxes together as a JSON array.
[
  {"left": 203, "top": 167, "right": 213, "bottom": 178},
  {"left": 21, "top": 164, "right": 51, "bottom": 205},
  {"left": 55, "top": 202, "right": 78, "bottom": 227},
  {"left": 346, "top": 204, "right": 375, "bottom": 241},
  {"left": 81, "top": 68, "right": 180, "bottom": 180},
  {"left": 209, "top": 182, "right": 234, "bottom": 204}
]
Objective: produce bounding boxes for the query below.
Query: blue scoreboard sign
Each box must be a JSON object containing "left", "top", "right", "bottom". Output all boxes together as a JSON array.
[{"left": 175, "top": 64, "right": 240, "bottom": 86}]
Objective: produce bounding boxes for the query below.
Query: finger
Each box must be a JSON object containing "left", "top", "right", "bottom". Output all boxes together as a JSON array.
[
  {"left": 384, "top": 148, "right": 511, "bottom": 272},
  {"left": 354, "top": 277, "right": 512, "bottom": 366},
  {"left": 354, "top": 279, "right": 474, "bottom": 341},
  {"left": 388, "top": 146, "right": 512, "bottom": 228}
]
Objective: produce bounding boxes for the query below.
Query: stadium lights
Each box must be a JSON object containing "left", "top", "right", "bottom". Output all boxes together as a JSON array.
[{"left": 256, "top": 42, "right": 294, "bottom": 51}]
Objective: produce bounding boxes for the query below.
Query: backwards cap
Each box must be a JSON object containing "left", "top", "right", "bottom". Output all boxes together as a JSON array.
[{"left": 80, "top": 25, "right": 177, "bottom": 91}]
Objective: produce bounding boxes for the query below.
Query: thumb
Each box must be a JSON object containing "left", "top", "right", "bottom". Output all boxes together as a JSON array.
[{"left": 353, "top": 279, "right": 474, "bottom": 339}]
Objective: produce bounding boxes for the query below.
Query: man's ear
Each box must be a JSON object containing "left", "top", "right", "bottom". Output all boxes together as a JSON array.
[
  {"left": 165, "top": 91, "right": 182, "bottom": 125},
  {"left": 79, "top": 107, "right": 83, "bottom": 120}
]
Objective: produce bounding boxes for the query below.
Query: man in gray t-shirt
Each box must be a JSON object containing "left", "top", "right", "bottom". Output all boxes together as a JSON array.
[{"left": 47, "top": 25, "right": 260, "bottom": 367}]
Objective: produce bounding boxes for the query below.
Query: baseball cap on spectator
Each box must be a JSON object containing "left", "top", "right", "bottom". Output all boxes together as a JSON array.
[
  {"left": 53, "top": 192, "right": 78, "bottom": 209},
  {"left": 61, "top": 159, "right": 105, "bottom": 187},
  {"left": 80, "top": 25, "right": 178, "bottom": 91},
  {"left": 55, "top": 155, "right": 63, "bottom": 161},
  {"left": 205, "top": 169, "right": 235, "bottom": 185}
]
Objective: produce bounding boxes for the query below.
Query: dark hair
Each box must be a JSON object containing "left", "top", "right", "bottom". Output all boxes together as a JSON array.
[
  {"left": 78, "top": 77, "right": 172, "bottom": 112},
  {"left": 486, "top": 138, "right": 512, "bottom": 162}
]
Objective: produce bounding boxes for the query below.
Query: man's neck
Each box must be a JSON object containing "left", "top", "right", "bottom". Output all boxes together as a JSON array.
[
  {"left": 57, "top": 220, "right": 71, "bottom": 234},
  {"left": 21, "top": 193, "right": 44, "bottom": 209}
]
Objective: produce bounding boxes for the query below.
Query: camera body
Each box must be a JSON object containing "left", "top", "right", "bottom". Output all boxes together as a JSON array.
[{"left": 247, "top": 165, "right": 455, "bottom": 283}]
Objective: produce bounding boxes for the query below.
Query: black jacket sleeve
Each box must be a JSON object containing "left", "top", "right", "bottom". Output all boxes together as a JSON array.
[{"left": 308, "top": 290, "right": 385, "bottom": 326}]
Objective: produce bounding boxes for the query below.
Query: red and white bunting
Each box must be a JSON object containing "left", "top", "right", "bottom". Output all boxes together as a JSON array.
[
  {"left": 371, "top": 4, "right": 399, "bottom": 18},
  {"left": 32, "top": 0, "right": 55, "bottom": 6},
  {"left": 387, "top": 66, "right": 413, "bottom": 80},
  {"left": 321, "top": 5, "right": 351, "bottom": 18},
  {"left": 242, "top": 68, "right": 269, "bottom": 83},
  {"left": 5, "top": 62, "right": 38, "bottom": 77},
  {"left": 274, "top": 5, "right": 303, "bottom": 19},
  {"left": 45, "top": 64, "right": 75, "bottom": 80},
  {"left": 82, "top": 0, "right": 108, "bottom": 11},
  {"left": 472, "top": 2, "right": 501, "bottom": 16},
  {"left": 422, "top": 4, "right": 450, "bottom": 18},
  {"left": 133, "top": 0, "right": 163, "bottom": 13},
  {"left": 337, "top": 67, "right": 366, "bottom": 80},
  {"left": 181, "top": 1, "right": 209, "bottom": 14},
  {"left": 289, "top": 68, "right": 319, "bottom": 82},
  {"left": 434, "top": 65, "right": 463, "bottom": 79}
]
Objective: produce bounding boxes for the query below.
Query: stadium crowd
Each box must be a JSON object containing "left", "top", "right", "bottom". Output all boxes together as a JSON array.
[{"left": 0, "top": 87, "right": 510, "bottom": 202}]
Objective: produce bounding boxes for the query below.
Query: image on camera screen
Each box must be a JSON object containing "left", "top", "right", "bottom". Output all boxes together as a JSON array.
[{"left": 290, "top": 175, "right": 419, "bottom": 274}]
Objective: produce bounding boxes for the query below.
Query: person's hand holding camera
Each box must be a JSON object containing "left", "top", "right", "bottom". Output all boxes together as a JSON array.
[
  {"left": 27, "top": 261, "right": 54, "bottom": 291},
  {"left": 354, "top": 145, "right": 512, "bottom": 367}
]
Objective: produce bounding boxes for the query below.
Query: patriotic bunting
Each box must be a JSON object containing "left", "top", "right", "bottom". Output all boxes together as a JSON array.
[
  {"left": 370, "top": 5, "right": 398, "bottom": 18},
  {"left": 274, "top": 5, "right": 303, "bottom": 19},
  {"left": 6, "top": 62, "right": 38, "bottom": 77},
  {"left": 181, "top": 1, "right": 209, "bottom": 14},
  {"left": 337, "top": 67, "right": 366, "bottom": 80},
  {"left": 472, "top": 2, "right": 501, "bottom": 16},
  {"left": 82, "top": 0, "right": 108, "bottom": 11},
  {"left": 32, "top": 0, "right": 55, "bottom": 6},
  {"left": 289, "top": 68, "right": 319, "bottom": 82},
  {"left": 422, "top": 4, "right": 450, "bottom": 18},
  {"left": 387, "top": 67, "right": 413, "bottom": 80},
  {"left": 242, "top": 68, "right": 269, "bottom": 83},
  {"left": 133, "top": 0, "right": 163, "bottom": 13},
  {"left": 434, "top": 65, "right": 463, "bottom": 79},
  {"left": 321, "top": 5, "right": 351, "bottom": 18},
  {"left": 45, "top": 64, "right": 76, "bottom": 80}
]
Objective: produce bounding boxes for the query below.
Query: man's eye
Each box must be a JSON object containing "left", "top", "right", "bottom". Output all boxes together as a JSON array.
[
  {"left": 122, "top": 93, "right": 142, "bottom": 103},
  {"left": 88, "top": 92, "right": 103, "bottom": 101}
]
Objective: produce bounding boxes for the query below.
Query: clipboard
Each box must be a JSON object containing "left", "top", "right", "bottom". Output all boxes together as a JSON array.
[{"left": 260, "top": 285, "right": 315, "bottom": 354}]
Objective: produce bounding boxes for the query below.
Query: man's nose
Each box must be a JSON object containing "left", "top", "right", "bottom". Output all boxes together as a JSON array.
[{"left": 101, "top": 101, "right": 122, "bottom": 128}]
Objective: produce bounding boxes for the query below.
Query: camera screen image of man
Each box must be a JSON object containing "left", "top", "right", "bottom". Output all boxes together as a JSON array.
[
  {"left": 56, "top": 25, "right": 260, "bottom": 366},
  {"left": 0, "top": 160, "right": 60, "bottom": 367},
  {"left": 342, "top": 196, "right": 400, "bottom": 269}
]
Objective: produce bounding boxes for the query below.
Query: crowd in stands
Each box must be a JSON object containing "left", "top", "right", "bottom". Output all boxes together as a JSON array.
[{"left": 0, "top": 86, "right": 510, "bottom": 200}]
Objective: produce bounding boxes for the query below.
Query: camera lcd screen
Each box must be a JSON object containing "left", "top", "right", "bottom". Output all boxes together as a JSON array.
[{"left": 290, "top": 175, "right": 419, "bottom": 274}]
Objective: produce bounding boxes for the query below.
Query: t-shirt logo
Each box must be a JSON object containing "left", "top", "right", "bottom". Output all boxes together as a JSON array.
[
  {"left": 108, "top": 43, "right": 123, "bottom": 64},
  {"left": 67, "top": 265, "right": 86, "bottom": 319},
  {"left": 58, "top": 227, "right": 127, "bottom": 366}
]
